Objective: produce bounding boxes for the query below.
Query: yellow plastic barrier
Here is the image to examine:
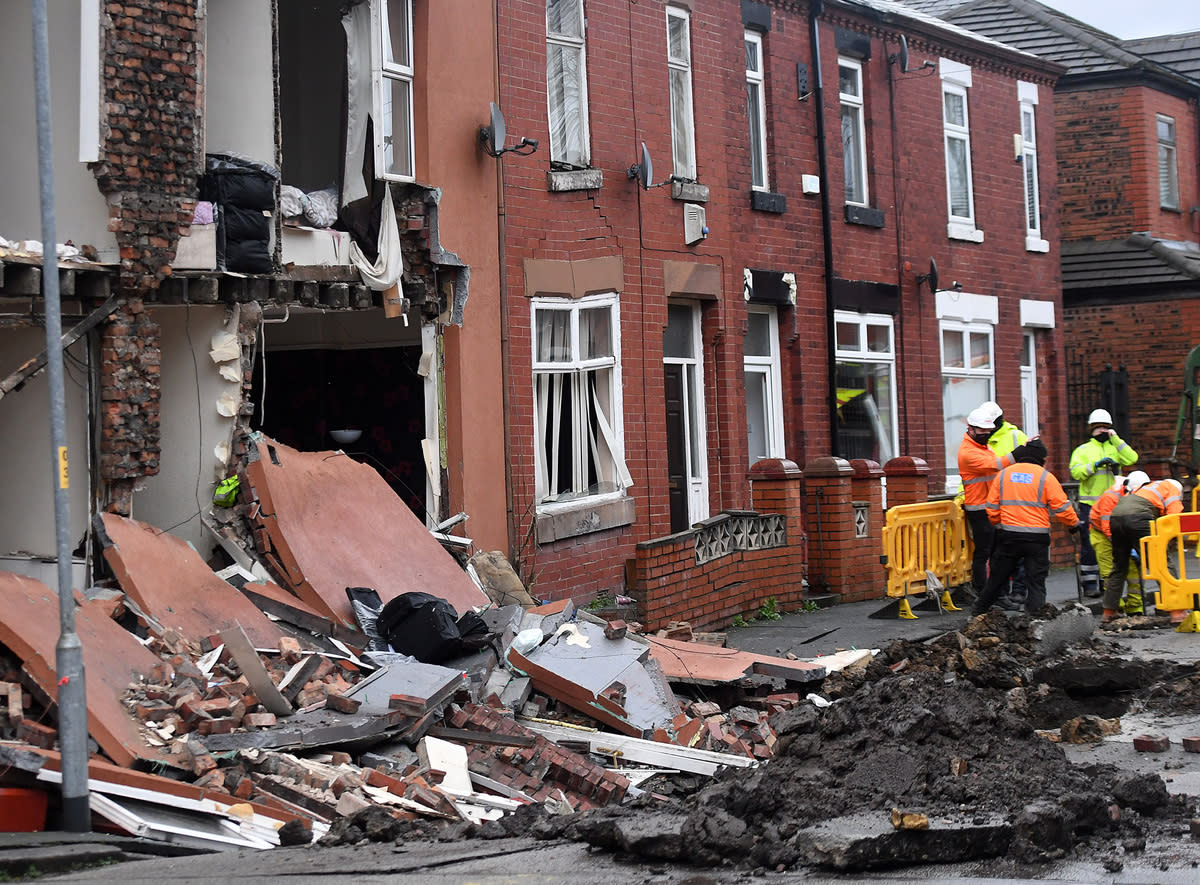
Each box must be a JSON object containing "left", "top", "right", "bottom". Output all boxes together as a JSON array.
[
  {"left": 882, "top": 500, "right": 972, "bottom": 616},
  {"left": 1140, "top": 512, "right": 1200, "bottom": 631}
]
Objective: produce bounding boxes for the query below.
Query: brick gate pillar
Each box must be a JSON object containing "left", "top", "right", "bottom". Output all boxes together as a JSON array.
[
  {"left": 883, "top": 457, "right": 930, "bottom": 507},
  {"left": 849, "top": 459, "right": 884, "bottom": 545},
  {"left": 749, "top": 458, "right": 807, "bottom": 581},
  {"left": 803, "top": 456, "right": 878, "bottom": 602}
]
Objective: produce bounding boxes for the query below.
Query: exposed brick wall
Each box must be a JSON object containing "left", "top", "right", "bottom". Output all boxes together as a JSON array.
[
  {"left": 93, "top": 1, "right": 202, "bottom": 295},
  {"left": 99, "top": 301, "right": 162, "bottom": 514}
]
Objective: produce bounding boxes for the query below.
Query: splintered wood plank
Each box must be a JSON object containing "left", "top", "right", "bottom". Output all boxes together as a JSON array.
[
  {"left": 99, "top": 512, "right": 287, "bottom": 649},
  {"left": 0, "top": 572, "right": 184, "bottom": 769},
  {"left": 243, "top": 436, "right": 487, "bottom": 627}
]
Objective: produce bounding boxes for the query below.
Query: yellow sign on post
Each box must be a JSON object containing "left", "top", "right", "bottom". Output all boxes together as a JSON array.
[{"left": 58, "top": 446, "right": 69, "bottom": 489}]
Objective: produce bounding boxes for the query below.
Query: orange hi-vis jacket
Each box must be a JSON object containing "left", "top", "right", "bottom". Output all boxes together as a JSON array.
[
  {"left": 1133, "top": 480, "right": 1183, "bottom": 516},
  {"left": 1090, "top": 487, "right": 1123, "bottom": 537},
  {"left": 958, "top": 433, "right": 1016, "bottom": 511},
  {"left": 986, "top": 463, "right": 1080, "bottom": 534}
]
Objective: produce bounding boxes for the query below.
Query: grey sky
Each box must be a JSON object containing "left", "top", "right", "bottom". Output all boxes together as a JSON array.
[{"left": 1039, "top": 0, "right": 1200, "bottom": 39}]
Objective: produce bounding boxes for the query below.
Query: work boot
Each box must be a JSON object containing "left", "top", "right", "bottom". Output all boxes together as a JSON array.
[
  {"left": 1083, "top": 583, "right": 1102, "bottom": 599},
  {"left": 1102, "top": 608, "right": 1119, "bottom": 623},
  {"left": 995, "top": 595, "right": 1022, "bottom": 612}
]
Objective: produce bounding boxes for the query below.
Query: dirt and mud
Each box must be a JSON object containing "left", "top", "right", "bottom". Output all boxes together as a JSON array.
[{"left": 321, "top": 606, "right": 1200, "bottom": 876}]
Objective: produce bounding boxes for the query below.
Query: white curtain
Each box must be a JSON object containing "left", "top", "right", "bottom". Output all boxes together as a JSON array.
[{"left": 342, "top": 1, "right": 373, "bottom": 208}]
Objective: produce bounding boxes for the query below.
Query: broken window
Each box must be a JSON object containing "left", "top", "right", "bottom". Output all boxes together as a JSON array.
[
  {"left": 546, "top": 0, "right": 590, "bottom": 167},
  {"left": 533, "top": 295, "right": 630, "bottom": 505},
  {"left": 374, "top": 0, "right": 415, "bottom": 181}
]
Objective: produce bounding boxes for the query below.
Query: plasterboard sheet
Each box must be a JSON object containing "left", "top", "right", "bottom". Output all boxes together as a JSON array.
[{"left": 647, "top": 635, "right": 826, "bottom": 684}]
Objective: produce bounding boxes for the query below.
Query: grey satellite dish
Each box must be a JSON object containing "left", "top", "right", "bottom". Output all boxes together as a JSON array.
[
  {"left": 899, "top": 35, "right": 910, "bottom": 74},
  {"left": 481, "top": 102, "right": 506, "bottom": 157},
  {"left": 627, "top": 142, "right": 654, "bottom": 190},
  {"left": 916, "top": 257, "right": 939, "bottom": 293}
]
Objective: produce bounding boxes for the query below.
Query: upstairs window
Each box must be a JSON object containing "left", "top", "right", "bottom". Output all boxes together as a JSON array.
[
  {"left": 1018, "top": 81, "right": 1047, "bottom": 252},
  {"left": 547, "top": 0, "right": 590, "bottom": 167},
  {"left": 940, "top": 59, "right": 981, "bottom": 242},
  {"left": 1158, "top": 114, "right": 1179, "bottom": 210},
  {"left": 374, "top": 0, "right": 414, "bottom": 181},
  {"left": 533, "top": 295, "right": 630, "bottom": 505},
  {"left": 667, "top": 7, "right": 696, "bottom": 179},
  {"left": 838, "top": 58, "right": 868, "bottom": 206},
  {"left": 746, "top": 30, "right": 769, "bottom": 191}
]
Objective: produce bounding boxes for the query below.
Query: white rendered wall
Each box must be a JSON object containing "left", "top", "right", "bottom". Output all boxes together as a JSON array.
[{"left": 205, "top": 0, "right": 276, "bottom": 166}]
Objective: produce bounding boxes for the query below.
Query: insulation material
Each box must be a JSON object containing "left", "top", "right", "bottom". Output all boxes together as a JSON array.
[
  {"left": 209, "top": 331, "right": 240, "bottom": 363},
  {"left": 216, "top": 391, "right": 239, "bottom": 417},
  {"left": 219, "top": 364, "right": 241, "bottom": 383}
]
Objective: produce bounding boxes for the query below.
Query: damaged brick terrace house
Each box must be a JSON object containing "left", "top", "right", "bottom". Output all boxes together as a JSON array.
[{"left": 0, "top": 0, "right": 509, "bottom": 594}]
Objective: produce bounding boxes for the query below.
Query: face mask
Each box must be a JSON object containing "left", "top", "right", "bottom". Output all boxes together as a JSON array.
[{"left": 1093, "top": 430, "right": 1110, "bottom": 442}]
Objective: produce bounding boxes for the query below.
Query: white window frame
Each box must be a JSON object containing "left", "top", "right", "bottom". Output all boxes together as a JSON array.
[
  {"left": 1158, "top": 113, "right": 1179, "bottom": 210},
  {"left": 1018, "top": 82, "right": 1049, "bottom": 252},
  {"left": 371, "top": 0, "right": 415, "bottom": 183},
  {"left": 746, "top": 30, "right": 769, "bottom": 191},
  {"left": 666, "top": 6, "right": 697, "bottom": 180},
  {"left": 834, "top": 311, "right": 897, "bottom": 462},
  {"left": 940, "top": 319, "right": 995, "bottom": 490},
  {"left": 940, "top": 60, "right": 982, "bottom": 243},
  {"left": 1020, "top": 330, "right": 1039, "bottom": 439},
  {"left": 744, "top": 304, "right": 785, "bottom": 465},
  {"left": 664, "top": 302, "right": 710, "bottom": 525},
  {"left": 838, "top": 57, "right": 869, "bottom": 207},
  {"left": 532, "top": 293, "right": 629, "bottom": 509},
  {"left": 546, "top": 0, "right": 591, "bottom": 167}
]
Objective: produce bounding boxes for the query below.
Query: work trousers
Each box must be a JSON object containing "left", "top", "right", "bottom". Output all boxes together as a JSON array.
[
  {"left": 1106, "top": 500, "right": 1157, "bottom": 612},
  {"left": 1076, "top": 503, "right": 1101, "bottom": 590},
  {"left": 973, "top": 529, "right": 1052, "bottom": 614},
  {"left": 965, "top": 508, "right": 995, "bottom": 593},
  {"left": 1090, "top": 527, "right": 1141, "bottom": 591}
]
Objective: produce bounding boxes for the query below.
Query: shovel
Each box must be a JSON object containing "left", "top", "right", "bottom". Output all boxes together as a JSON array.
[{"left": 1073, "top": 532, "right": 1085, "bottom": 603}]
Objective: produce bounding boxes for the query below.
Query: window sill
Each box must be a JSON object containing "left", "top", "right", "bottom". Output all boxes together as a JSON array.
[
  {"left": 1025, "top": 235, "right": 1050, "bottom": 253},
  {"left": 671, "top": 180, "right": 710, "bottom": 202},
  {"left": 844, "top": 204, "right": 885, "bottom": 228},
  {"left": 547, "top": 168, "right": 603, "bottom": 192},
  {"left": 750, "top": 190, "right": 786, "bottom": 213},
  {"left": 535, "top": 495, "right": 636, "bottom": 544},
  {"left": 947, "top": 220, "right": 984, "bottom": 243}
]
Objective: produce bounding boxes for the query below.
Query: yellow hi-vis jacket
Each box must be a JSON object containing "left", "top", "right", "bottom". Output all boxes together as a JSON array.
[{"left": 986, "top": 463, "right": 1079, "bottom": 535}]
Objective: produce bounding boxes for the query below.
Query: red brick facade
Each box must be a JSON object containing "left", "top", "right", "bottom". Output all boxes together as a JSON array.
[{"left": 497, "top": 1, "right": 1063, "bottom": 611}]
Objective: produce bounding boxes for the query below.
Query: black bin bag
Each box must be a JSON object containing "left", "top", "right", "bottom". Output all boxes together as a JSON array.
[{"left": 377, "top": 592, "right": 465, "bottom": 664}]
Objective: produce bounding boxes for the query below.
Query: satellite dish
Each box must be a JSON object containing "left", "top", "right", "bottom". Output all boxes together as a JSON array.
[
  {"left": 899, "top": 35, "right": 910, "bottom": 74},
  {"left": 481, "top": 102, "right": 507, "bottom": 157},
  {"left": 915, "top": 256, "right": 939, "bottom": 293},
  {"left": 627, "top": 142, "right": 654, "bottom": 190}
]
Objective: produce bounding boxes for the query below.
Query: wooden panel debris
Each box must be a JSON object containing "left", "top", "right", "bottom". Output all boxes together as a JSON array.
[
  {"left": 0, "top": 572, "right": 183, "bottom": 768},
  {"left": 243, "top": 436, "right": 488, "bottom": 627},
  {"left": 647, "top": 634, "right": 827, "bottom": 684},
  {"left": 98, "top": 513, "right": 288, "bottom": 649}
]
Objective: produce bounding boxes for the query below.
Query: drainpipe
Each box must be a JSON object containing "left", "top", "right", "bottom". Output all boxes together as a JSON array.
[{"left": 809, "top": 1, "right": 839, "bottom": 457}]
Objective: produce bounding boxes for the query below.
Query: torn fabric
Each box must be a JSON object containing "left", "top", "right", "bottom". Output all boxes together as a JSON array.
[{"left": 349, "top": 185, "right": 404, "bottom": 290}]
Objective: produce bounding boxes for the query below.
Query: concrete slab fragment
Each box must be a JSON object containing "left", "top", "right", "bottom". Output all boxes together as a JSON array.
[
  {"left": 98, "top": 513, "right": 286, "bottom": 649},
  {"left": 0, "top": 572, "right": 181, "bottom": 768},
  {"left": 647, "top": 635, "right": 827, "bottom": 684},
  {"left": 793, "top": 811, "right": 1010, "bottom": 870},
  {"left": 244, "top": 437, "right": 487, "bottom": 626}
]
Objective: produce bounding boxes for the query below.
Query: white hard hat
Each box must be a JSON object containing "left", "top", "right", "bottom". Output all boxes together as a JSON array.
[
  {"left": 966, "top": 406, "right": 997, "bottom": 430},
  {"left": 1126, "top": 470, "right": 1150, "bottom": 491},
  {"left": 979, "top": 401, "right": 1003, "bottom": 423},
  {"left": 1088, "top": 408, "right": 1113, "bottom": 425},
  {"left": 1167, "top": 479, "right": 1183, "bottom": 493},
  {"left": 1111, "top": 476, "right": 1129, "bottom": 491}
]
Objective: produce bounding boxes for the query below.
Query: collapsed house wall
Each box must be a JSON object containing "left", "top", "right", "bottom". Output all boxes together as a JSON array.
[
  {"left": 0, "top": 328, "right": 92, "bottom": 559},
  {"left": 132, "top": 304, "right": 243, "bottom": 557},
  {"left": 0, "top": 0, "right": 117, "bottom": 259}
]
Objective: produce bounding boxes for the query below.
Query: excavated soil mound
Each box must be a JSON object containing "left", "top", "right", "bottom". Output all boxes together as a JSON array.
[{"left": 564, "top": 608, "right": 1200, "bottom": 871}]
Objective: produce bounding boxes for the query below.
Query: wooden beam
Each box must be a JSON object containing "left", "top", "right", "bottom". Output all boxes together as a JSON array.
[{"left": 0, "top": 293, "right": 119, "bottom": 403}]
